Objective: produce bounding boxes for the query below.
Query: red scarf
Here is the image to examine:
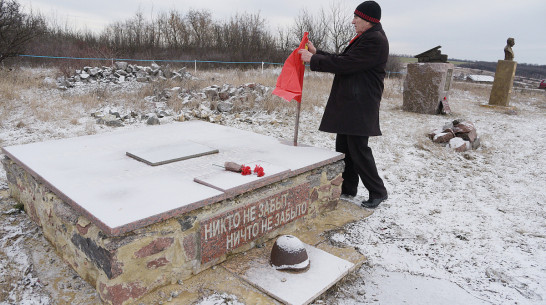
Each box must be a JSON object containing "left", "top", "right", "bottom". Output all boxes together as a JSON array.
[{"left": 349, "top": 34, "right": 361, "bottom": 45}]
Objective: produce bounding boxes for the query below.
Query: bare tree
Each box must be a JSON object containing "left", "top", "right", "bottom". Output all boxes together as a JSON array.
[
  {"left": 187, "top": 9, "right": 213, "bottom": 49},
  {"left": 0, "top": 0, "right": 45, "bottom": 64},
  {"left": 276, "top": 26, "right": 291, "bottom": 53},
  {"left": 324, "top": 1, "right": 353, "bottom": 53},
  {"left": 158, "top": 9, "right": 190, "bottom": 48},
  {"left": 291, "top": 8, "right": 328, "bottom": 50}
]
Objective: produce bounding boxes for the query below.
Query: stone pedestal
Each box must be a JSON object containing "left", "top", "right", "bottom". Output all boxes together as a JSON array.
[
  {"left": 488, "top": 60, "right": 517, "bottom": 106},
  {"left": 403, "top": 63, "right": 454, "bottom": 114},
  {"left": 1, "top": 122, "right": 346, "bottom": 305}
]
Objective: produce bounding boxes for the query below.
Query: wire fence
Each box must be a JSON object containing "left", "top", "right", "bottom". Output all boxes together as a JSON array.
[
  {"left": 18, "top": 54, "right": 284, "bottom": 74},
  {"left": 17, "top": 54, "right": 406, "bottom": 76}
]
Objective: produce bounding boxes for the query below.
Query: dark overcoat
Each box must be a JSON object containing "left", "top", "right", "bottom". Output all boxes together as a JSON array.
[{"left": 310, "top": 23, "right": 389, "bottom": 136}]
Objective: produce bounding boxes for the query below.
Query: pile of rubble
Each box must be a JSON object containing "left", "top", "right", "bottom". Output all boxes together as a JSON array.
[
  {"left": 57, "top": 61, "right": 195, "bottom": 89},
  {"left": 202, "top": 83, "right": 268, "bottom": 113},
  {"left": 428, "top": 119, "right": 480, "bottom": 152},
  {"left": 92, "top": 83, "right": 271, "bottom": 127}
]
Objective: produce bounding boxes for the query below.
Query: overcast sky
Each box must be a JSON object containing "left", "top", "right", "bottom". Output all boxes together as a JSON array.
[{"left": 19, "top": 0, "right": 546, "bottom": 65}]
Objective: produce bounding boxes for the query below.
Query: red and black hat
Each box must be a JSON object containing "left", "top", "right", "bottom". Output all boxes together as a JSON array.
[{"left": 355, "top": 1, "right": 381, "bottom": 23}]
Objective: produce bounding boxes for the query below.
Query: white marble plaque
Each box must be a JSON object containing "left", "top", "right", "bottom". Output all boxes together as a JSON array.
[{"left": 126, "top": 141, "right": 218, "bottom": 166}]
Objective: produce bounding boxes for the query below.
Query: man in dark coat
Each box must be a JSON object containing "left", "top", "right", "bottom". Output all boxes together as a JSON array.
[{"left": 299, "top": 0, "right": 388, "bottom": 208}]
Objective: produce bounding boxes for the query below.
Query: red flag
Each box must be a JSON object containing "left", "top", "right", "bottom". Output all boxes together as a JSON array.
[{"left": 272, "top": 32, "right": 309, "bottom": 103}]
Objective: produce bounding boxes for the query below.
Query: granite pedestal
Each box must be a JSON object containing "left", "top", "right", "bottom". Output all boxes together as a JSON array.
[
  {"left": 2, "top": 121, "right": 346, "bottom": 305},
  {"left": 488, "top": 60, "right": 517, "bottom": 106},
  {"left": 403, "top": 63, "right": 454, "bottom": 114}
]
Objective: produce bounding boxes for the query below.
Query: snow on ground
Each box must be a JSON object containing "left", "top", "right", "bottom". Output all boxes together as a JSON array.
[{"left": 0, "top": 68, "right": 545, "bottom": 304}]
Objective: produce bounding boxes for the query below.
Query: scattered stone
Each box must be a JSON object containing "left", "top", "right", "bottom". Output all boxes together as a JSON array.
[
  {"left": 80, "top": 77, "right": 270, "bottom": 129},
  {"left": 217, "top": 101, "right": 234, "bottom": 113},
  {"left": 449, "top": 137, "right": 470, "bottom": 152},
  {"left": 96, "top": 114, "right": 123, "bottom": 127},
  {"left": 147, "top": 116, "right": 160, "bottom": 125},
  {"left": 453, "top": 121, "right": 477, "bottom": 142},
  {"left": 88, "top": 68, "right": 101, "bottom": 77},
  {"left": 115, "top": 61, "right": 128, "bottom": 71},
  {"left": 43, "top": 77, "right": 56, "bottom": 86},
  {"left": 432, "top": 132, "right": 454, "bottom": 144},
  {"left": 203, "top": 86, "right": 219, "bottom": 99},
  {"left": 471, "top": 137, "right": 481, "bottom": 150},
  {"left": 219, "top": 91, "right": 230, "bottom": 101},
  {"left": 429, "top": 119, "right": 480, "bottom": 151},
  {"left": 56, "top": 62, "right": 197, "bottom": 89}
]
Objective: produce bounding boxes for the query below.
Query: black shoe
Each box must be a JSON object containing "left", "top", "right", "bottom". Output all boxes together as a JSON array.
[{"left": 361, "top": 195, "right": 388, "bottom": 209}]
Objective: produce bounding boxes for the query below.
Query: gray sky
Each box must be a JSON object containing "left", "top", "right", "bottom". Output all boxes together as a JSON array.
[{"left": 19, "top": 0, "right": 546, "bottom": 65}]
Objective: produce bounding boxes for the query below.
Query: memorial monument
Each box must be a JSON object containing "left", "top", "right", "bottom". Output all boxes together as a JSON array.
[
  {"left": 1, "top": 121, "right": 367, "bottom": 305},
  {"left": 488, "top": 37, "right": 517, "bottom": 107},
  {"left": 403, "top": 46, "right": 454, "bottom": 114}
]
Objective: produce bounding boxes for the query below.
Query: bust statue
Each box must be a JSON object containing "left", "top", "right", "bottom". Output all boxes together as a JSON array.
[{"left": 504, "top": 37, "right": 515, "bottom": 61}]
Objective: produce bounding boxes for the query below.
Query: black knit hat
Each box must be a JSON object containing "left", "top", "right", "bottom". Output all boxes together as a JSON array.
[{"left": 355, "top": 1, "right": 381, "bottom": 23}]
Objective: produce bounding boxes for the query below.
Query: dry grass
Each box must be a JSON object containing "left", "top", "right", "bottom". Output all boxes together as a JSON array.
[
  {"left": 451, "top": 81, "right": 493, "bottom": 98},
  {"left": 512, "top": 87, "right": 546, "bottom": 107},
  {"left": 62, "top": 82, "right": 112, "bottom": 112},
  {"left": 0, "top": 67, "right": 441, "bottom": 128},
  {"left": 383, "top": 76, "right": 405, "bottom": 100},
  {"left": 0, "top": 68, "right": 55, "bottom": 97},
  {"left": 0, "top": 68, "right": 60, "bottom": 125},
  {"left": 196, "top": 68, "right": 334, "bottom": 112},
  {"left": 198, "top": 68, "right": 277, "bottom": 88}
]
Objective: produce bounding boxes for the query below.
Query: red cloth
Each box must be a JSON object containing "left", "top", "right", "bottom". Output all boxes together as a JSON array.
[
  {"left": 272, "top": 32, "right": 309, "bottom": 103},
  {"left": 349, "top": 34, "right": 361, "bottom": 45}
]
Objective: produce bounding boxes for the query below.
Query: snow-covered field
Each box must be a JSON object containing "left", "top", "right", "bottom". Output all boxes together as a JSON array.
[{"left": 0, "top": 67, "right": 544, "bottom": 304}]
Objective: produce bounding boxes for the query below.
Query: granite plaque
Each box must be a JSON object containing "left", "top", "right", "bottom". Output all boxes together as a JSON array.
[
  {"left": 126, "top": 141, "right": 218, "bottom": 166},
  {"left": 200, "top": 183, "right": 310, "bottom": 264}
]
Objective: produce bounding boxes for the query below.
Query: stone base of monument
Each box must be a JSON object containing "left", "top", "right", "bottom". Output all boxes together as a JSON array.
[
  {"left": 488, "top": 60, "right": 517, "bottom": 107},
  {"left": 137, "top": 199, "right": 371, "bottom": 304},
  {"left": 227, "top": 241, "right": 353, "bottom": 305},
  {"left": 403, "top": 63, "right": 454, "bottom": 114},
  {"left": 479, "top": 104, "right": 517, "bottom": 115},
  {"left": 1, "top": 121, "right": 363, "bottom": 305}
]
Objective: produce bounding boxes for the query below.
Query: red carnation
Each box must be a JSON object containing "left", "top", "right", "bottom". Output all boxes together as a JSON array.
[
  {"left": 241, "top": 165, "right": 252, "bottom": 175},
  {"left": 254, "top": 165, "right": 265, "bottom": 177}
]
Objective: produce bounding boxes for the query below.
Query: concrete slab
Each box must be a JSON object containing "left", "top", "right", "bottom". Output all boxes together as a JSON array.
[
  {"left": 242, "top": 243, "right": 354, "bottom": 305},
  {"left": 126, "top": 140, "right": 218, "bottom": 166},
  {"left": 1, "top": 121, "right": 344, "bottom": 236},
  {"left": 194, "top": 160, "right": 290, "bottom": 193}
]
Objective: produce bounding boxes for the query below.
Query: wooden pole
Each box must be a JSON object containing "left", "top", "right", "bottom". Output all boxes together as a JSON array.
[
  {"left": 293, "top": 102, "right": 301, "bottom": 146},
  {"left": 293, "top": 43, "right": 308, "bottom": 147}
]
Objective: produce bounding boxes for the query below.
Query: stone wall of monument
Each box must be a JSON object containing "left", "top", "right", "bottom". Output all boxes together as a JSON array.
[{"left": 2, "top": 156, "right": 343, "bottom": 305}]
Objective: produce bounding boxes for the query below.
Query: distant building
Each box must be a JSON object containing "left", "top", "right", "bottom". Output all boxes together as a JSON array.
[{"left": 467, "top": 75, "right": 494, "bottom": 83}]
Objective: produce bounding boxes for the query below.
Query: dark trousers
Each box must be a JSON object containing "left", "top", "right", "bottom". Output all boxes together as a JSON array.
[{"left": 336, "top": 134, "right": 387, "bottom": 199}]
